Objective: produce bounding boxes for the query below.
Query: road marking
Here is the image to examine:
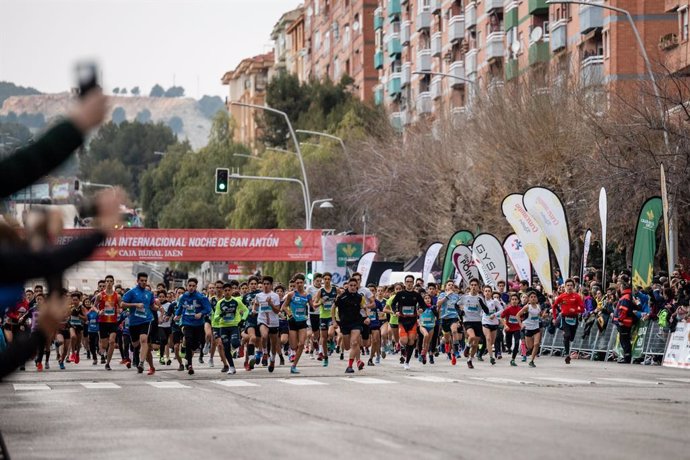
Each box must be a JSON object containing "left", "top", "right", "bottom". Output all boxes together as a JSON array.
[
  {"left": 147, "top": 381, "right": 190, "bottom": 389},
  {"left": 278, "top": 378, "right": 326, "bottom": 386},
  {"left": 212, "top": 380, "right": 259, "bottom": 387},
  {"left": 13, "top": 384, "right": 51, "bottom": 391},
  {"left": 535, "top": 377, "right": 595, "bottom": 385},
  {"left": 80, "top": 382, "right": 121, "bottom": 389},
  {"left": 407, "top": 376, "right": 459, "bottom": 383},
  {"left": 599, "top": 378, "right": 662, "bottom": 385},
  {"left": 342, "top": 377, "right": 396, "bottom": 384},
  {"left": 661, "top": 378, "right": 690, "bottom": 384},
  {"left": 373, "top": 437, "right": 402, "bottom": 449},
  {"left": 471, "top": 377, "right": 534, "bottom": 385}
]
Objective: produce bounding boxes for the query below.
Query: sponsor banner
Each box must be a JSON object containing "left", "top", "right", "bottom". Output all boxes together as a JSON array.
[
  {"left": 316, "top": 235, "right": 379, "bottom": 286},
  {"left": 523, "top": 187, "right": 571, "bottom": 280},
  {"left": 472, "top": 234, "right": 507, "bottom": 288},
  {"left": 501, "top": 194, "right": 553, "bottom": 294},
  {"left": 663, "top": 322, "right": 690, "bottom": 369},
  {"left": 356, "top": 251, "right": 377, "bottom": 286},
  {"left": 632, "top": 197, "right": 663, "bottom": 288},
  {"left": 422, "top": 242, "right": 443, "bottom": 285},
  {"left": 599, "top": 187, "right": 607, "bottom": 281},
  {"left": 441, "top": 230, "right": 474, "bottom": 283},
  {"left": 452, "top": 245, "right": 479, "bottom": 286},
  {"left": 503, "top": 234, "right": 531, "bottom": 285},
  {"left": 613, "top": 320, "right": 649, "bottom": 360},
  {"left": 378, "top": 269, "right": 393, "bottom": 286},
  {"left": 582, "top": 229, "right": 592, "bottom": 281},
  {"left": 57, "top": 229, "right": 323, "bottom": 262}
]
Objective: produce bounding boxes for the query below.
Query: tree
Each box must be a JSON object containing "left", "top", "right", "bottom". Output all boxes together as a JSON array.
[
  {"left": 149, "top": 84, "right": 165, "bottom": 97},
  {"left": 164, "top": 86, "right": 185, "bottom": 98},
  {"left": 135, "top": 108, "right": 152, "bottom": 123},
  {"left": 167, "top": 116, "right": 184, "bottom": 134},
  {"left": 131, "top": 86, "right": 140, "bottom": 96},
  {"left": 0, "top": 81, "right": 41, "bottom": 107},
  {"left": 113, "top": 87, "right": 120, "bottom": 94},
  {"left": 88, "top": 158, "right": 132, "bottom": 190},
  {"left": 0, "top": 122, "right": 32, "bottom": 156},
  {"left": 198, "top": 95, "right": 226, "bottom": 119},
  {"left": 111, "top": 107, "right": 126, "bottom": 125},
  {"left": 260, "top": 72, "right": 309, "bottom": 148},
  {"left": 121, "top": 88, "right": 128, "bottom": 95}
]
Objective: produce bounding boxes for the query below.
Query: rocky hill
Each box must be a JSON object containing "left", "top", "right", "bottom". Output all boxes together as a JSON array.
[{"left": 0, "top": 93, "right": 216, "bottom": 149}]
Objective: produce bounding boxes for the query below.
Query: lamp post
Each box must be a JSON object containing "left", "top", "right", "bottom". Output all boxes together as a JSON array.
[
  {"left": 412, "top": 70, "right": 475, "bottom": 85},
  {"left": 547, "top": 0, "right": 676, "bottom": 270}
]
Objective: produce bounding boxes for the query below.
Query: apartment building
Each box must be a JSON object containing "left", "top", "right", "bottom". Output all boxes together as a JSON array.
[
  {"left": 374, "top": 1, "right": 675, "bottom": 130},
  {"left": 271, "top": 7, "right": 304, "bottom": 75},
  {"left": 221, "top": 53, "right": 274, "bottom": 153},
  {"left": 661, "top": 1, "right": 690, "bottom": 75}
]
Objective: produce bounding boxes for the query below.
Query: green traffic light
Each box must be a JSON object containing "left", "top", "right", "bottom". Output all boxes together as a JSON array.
[{"left": 219, "top": 183, "right": 226, "bottom": 190}]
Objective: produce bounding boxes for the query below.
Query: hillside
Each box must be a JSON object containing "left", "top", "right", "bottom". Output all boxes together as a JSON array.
[{"left": 0, "top": 93, "right": 215, "bottom": 149}]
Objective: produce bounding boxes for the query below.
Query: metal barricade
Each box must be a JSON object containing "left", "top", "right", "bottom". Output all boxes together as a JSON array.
[
  {"left": 550, "top": 328, "right": 565, "bottom": 356},
  {"left": 641, "top": 321, "right": 668, "bottom": 364},
  {"left": 539, "top": 326, "right": 557, "bottom": 355},
  {"left": 594, "top": 322, "right": 617, "bottom": 361}
]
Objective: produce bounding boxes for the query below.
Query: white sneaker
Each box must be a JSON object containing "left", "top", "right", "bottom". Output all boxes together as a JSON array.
[
  {"left": 403, "top": 363, "right": 410, "bottom": 370},
  {"left": 203, "top": 343, "right": 210, "bottom": 354},
  {"left": 227, "top": 366, "right": 236, "bottom": 375},
  {"left": 209, "top": 358, "right": 215, "bottom": 368}
]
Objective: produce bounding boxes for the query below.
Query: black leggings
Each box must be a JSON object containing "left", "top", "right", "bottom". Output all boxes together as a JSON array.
[
  {"left": 183, "top": 326, "right": 205, "bottom": 366},
  {"left": 88, "top": 332, "right": 99, "bottom": 360},
  {"left": 33, "top": 331, "right": 45, "bottom": 363},
  {"left": 562, "top": 319, "right": 578, "bottom": 355},
  {"left": 505, "top": 330, "right": 521, "bottom": 360}
]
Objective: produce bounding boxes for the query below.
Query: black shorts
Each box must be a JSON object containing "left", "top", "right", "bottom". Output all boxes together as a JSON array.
[
  {"left": 244, "top": 314, "right": 258, "bottom": 331},
  {"left": 183, "top": 325, "right": 205, "bottom": 352},
  {"left": 361, "top": 324, "right": 371, "bottom": 340},
  {"left": 441, "top": 318, "right": 459, "bottom": 333},
  {"left": 58, "top": 329, "right": 70, "bottom": 339},
  {"left": 148, "top": 319, "right": 160, "bottom": 345},
  {"left": 390, "top": 323, "right": 399, "bottom": 329},
  {"left": 399, "top": 319, "right": 417, "bottom": 332},
  {"left": 204, "top": 316, "right": 211, "bottom": 325},
  {"left": 309, "top": 314, "right": 320, "bottom": 332},
  {"left": 525, "top": 328, "right": 542, "bottom": 338},
  {"left": 279, "top": 319, "right": 289, "bottom": 334},
  {"left": 98, "top": 322, "right": 118, "bottom": 339},
  {"left": 69, "top": 324, "right": 83, "bottom": 333},
  {"left": 463, "top": 321, "right": 483, "bottom": 337},
  {"left": 319, "top": 317, "right": 333, "bottom": 331},
  {"left": 288, "top": 318, "right": 308, "bottom": 331},
  {"left": 129, "top": 322, "right": 152, "bottom": 341},
  {"left": 339, "top": 322, "right": 363, "bottom": 335},
  {"left": 158, "top": 326, "right": 172, "bottom": 344},
  {"left": 369, "top": 323, "right": 381, "bottom": 331},
  {"left": 172, "top": 329, "right": 184, "bottom": 344},
  {"left": 482, "top": 324, "right": 499, "bottom": 332}
]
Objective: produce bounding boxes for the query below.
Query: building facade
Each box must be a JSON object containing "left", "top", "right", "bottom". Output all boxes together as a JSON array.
[
  {"left": 373, "top": 0, "right": 675, "bottom": 130},
  {"left": 662, "top": 1, "right": 690, "bottom": 75},
  {"left": 271, "top": 7, "right": 304, "bottom": 75}
]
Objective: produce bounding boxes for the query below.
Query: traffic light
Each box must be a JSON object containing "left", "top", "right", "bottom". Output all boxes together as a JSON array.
[{"left": 215, "top": 168, "right": 229, "bottom": 194}]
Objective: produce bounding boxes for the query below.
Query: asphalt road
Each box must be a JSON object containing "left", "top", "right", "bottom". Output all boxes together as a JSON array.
[{"left": 1, "top": 353, "right": 688, "bottom": 460}]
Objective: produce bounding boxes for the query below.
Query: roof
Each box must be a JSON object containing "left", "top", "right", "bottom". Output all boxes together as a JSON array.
[
  {"left": 270, "top": 5, "right": 304, "bottom": 39},
  {"left": 221, "top": 52, "right": 275, "bottom": 84}
]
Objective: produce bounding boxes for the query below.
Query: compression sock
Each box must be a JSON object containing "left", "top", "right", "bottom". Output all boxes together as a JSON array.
[{"left": 405, "top": 345, "right": 414, "bottom": 364}]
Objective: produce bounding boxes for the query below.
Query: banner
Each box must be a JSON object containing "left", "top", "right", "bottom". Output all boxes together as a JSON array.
[
  {"left": 378, "top": 269, "right": 393, "bottom": 286},
  {"left": 422, "top": 242, "right": 443, "bottom": 285},
  {"left": 441, "top": 230, "right": 474, "bottom": 283},
  {"left": 613, "top": 320, "right": 649, "bottom": 360},
  {"left": 452, "top": 245, "right": 479, "bottom": 286},
  {"left": 315, "top": 235, "right": 379, "bottom": 286},
  {"left": 501, "top": 194, "right": 552, "bottom": 294},
  {"left": 57, "top": 229, "right": 322, "bottom": 262},
  {"left": 663, "top": 322, "right": 690, "bottom": 368},
  {"left": 599, "top": 187, "right": 607, "bottom": 282},
  {"left": 631, "top": 197, "right": 663, "bottom": 288},
  {"left": 356, "top": 251, "right": 377, "bottom": 286},
  {"left": 471, "top": 233, "right": 507, "bottom": 288},
  {"left": 661, "top": 164, "right": 671, "bottom": 276},
  {"left": 503, "top": 234, "right": 531, "bottom": 285},
  {"left": 523, "top": 187, "right": 571, "bottom": 280},
  {"left": 581, "top": 229, "right": 592, "bottom": 281}
]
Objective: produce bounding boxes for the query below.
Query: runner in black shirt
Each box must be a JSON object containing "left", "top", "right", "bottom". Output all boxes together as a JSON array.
[
  {"left": 334, "top": 277, "right": 370, "bottom": 374},
  {"left": 390, "top": 275, "right": 427, "bottom": 370}
]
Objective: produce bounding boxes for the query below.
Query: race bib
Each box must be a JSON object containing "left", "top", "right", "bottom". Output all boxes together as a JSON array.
[
  {"left": 564, "top": 317, "right": 577, "bottom": 326},
  {"left": 70, "top": 317, "right": 81, "bottom": 326},
  {"left": 223, "top": 311, "right": 235, "bottom": 321},
  {"left": 259, "top": 301, "right": 271, "bottom": 313},
  {"left": 467, "top": 305, "right": 479, "bottom": 312},
  {"left": 323, "top": 300, "right": 333, "bottom": 311},
  {"left": 402, "top": 306, "right": 414, "bottom": 316},
  {"left": 134, "top": 307, "right": 148, "bottom": 318},
  {"left": 529, "top": 316, "right": 540, "bottom": 322},
  {"left": 104, "top": 308, "right": 115, "bottom": 316},
  {"left": 509, "top": 316, "right": 519, "bottom": 324},
  {"left": 184, "top": 305, "right": 196, "bottom": 316}
]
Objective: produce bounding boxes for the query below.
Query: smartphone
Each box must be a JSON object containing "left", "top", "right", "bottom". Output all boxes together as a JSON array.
[{"left": 75, "top": 61, "right": 99, "bottom": 98}]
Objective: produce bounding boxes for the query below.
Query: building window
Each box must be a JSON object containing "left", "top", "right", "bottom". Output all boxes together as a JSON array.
[
  {"left": 343, "top": 24, "right": 350, "bottom": 45},
  {"left": 314, "top": 30, "right": 321, "bottom": 50},
  {"left": 681, "top": 7, "right": 689, "bottom": 41},
  {"left": 603, "top": 30, "right": 609, "bottom": 58},
  {"left": 334, "top": 57, "right": 340, "bottom": 80}
]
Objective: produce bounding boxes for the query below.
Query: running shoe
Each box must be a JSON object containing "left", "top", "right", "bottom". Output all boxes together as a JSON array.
[
  {"left": 451, "top": 354, "right": 457, "bottom": 366},
  {"left": 238, "top": 347, "right": 244, "bottom": 358},
  {"left": 198, "top": 356, "right": 204, "bottom": 364},
  {"left": 188, "top": 365, "right": 194, "bottom": 375},
  {"left": 322, "top": 358, "right": 329, "bottom": 367},
  {"left": 92, "top": 359, "right": 97, "bottom": 366},
  {"left": 105, "top": 363, "right": 112, "bottom": 371},
  {"left": 147, "top": 367, "right": 156, "bottom": 376},
  {"left": 279, "top": 354, "right": 285, "bottom": 366},
  {"left": 429, "top": 355, "right": 435, "bottom": 364},
  {"left": 44, "top": 362, "right": 50, "bottom": 370},
  {"left": 101, "top": 355, "right": 106, "bottom": 364},
  {"left": 261, "top": 354, "right": 268, "bottom": 367},
  {"left": 463, "top": 348, "right": 470, "bottom": 358},
  {"left": 375, "top": 356, "right": 381, "bottom": 365},
  {"left": 268, "top": 360, "right": 275, "bottom": 373},
  {"left": 178, "top": 364, "right": 185, "bottom": 371},
  {"left": 367, "top": 359, "right": 374, "bottom": 366},
  {"left": 345, "top": 367, "right": 354, "bottom": 374},
  {"left": 403, "top": 363, "right": 410, "bottom": 370},
  {"left": 422, "top": 354, "right": 427, "bottom": 365},
  {"left": 565, "top": 356, "right": 571, "bottom": 365},
  {"left": 340, "top": 352, "right": 344, "bottom": 360},
  {"left": 159, "top": 357, "right": 165, "bottom": 365},
  {"left": 290, "top": 366, "right": 300, "bottom": 374},
  {"left": 59, "top": 362, "right": 65, "bottom": 370},
  {"left": 477, "top": 355, "right": 484, "bottom": 362},
  {"left": 521, "top": 356, "right": 527, "bottom": 362},
  {"left": 381, "top": 350, "right": 386, "bottom": 359},
  {"left": 227, "top": 366, "right": 236, "bottom": 375},
  {"left": 510, "top": 360, "right": 517, "bottom": 367},
  {"left": 166, "top": 359, "right": 172, "bottom": 366},
  {"left": 221, "top": 366, "right": 229, "bottom": 373},
  {"left": 529, "top": 361, "right": 536, "bottom": 368},
  {"left": 37, "top": 362, "right": 43, "bottom": 372},
  {"left": 467, "top": 360, "right": 474, "bottom": 369},
  {"left": 125, "top": 359, "right": 132, "bottom": 369},
  {"left": 209, "top": 358, "right": 215, "bottom": 368},
  {"left": 357, "top": 360, "right": 365, "bottom": 371},
  {"left": 399, "top": 356, "right": 405, "bottom": 364},
  {"left": 74, "top": 353, "right": 80, "bottom": 364},
  {"left": 317, "top": 352, "right": 324, "bottom": 361},
  {"left": 490, "top": 357, "right": 496, "bottom": 365},
  {"left": 248, "top": 357, "right": 256, "bottom": 370},
  {"left": 137, "top": 364, "right": 144, "bottom": 374}
]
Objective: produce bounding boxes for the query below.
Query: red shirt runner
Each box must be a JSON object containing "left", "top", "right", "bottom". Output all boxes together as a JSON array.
[
  {"left": 552, "top": 292, "right": 584, "bottom": 320},
  {"left": 97, "top": 291, "right": 120, "bottom": 323},
  {"left": 501, "top": 305, "right": 523, "bottom": 332}
]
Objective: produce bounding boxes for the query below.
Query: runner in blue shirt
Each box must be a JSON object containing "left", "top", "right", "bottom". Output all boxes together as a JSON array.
[
  {"left": 121, "top": 272, "right": 157, "bottom": 375},
  {"left": 174, "top": 277, "right": 211, "bottom": 375},
  {"left": 282, "top": 274, "right": 313, "bottom": 374}
]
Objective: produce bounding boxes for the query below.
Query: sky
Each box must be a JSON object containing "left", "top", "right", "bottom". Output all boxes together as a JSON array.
[{"left": 0, "top": 0, "right": 302, "bottom": 98}]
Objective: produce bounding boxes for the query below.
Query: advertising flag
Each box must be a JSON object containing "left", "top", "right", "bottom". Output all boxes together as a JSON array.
[
  {"left": 599, "top": 187, "right": 607, "bottom": 282},
  {"left": 422, "top": 242, "right": 444, "bottom": 285},
  {"left": 452, "top": 245, "right": 479, "bottom": 286},
  {"left": 355, "top": 251, "right": 377, "bottom": 286},
  {"left": 503, "top": 234, "right": 531, "bottom": 285},
  {"left": 581, "top": 229, "right": 592, "bottom": 281},
  {"left": 632, "top": 197, "right": 663, "bottom": 288},
  {"left": 660, "top": 164, "right": 671, "bottom": 276},
  {"left": 441, "top": 230, "right": 474, "bottom": 283},
  {"left": 471, "top": 234, "right": 508, "bottom": 288}
]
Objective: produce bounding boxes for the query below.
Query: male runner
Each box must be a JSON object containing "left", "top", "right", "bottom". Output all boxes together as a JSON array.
[
  {"left": 458, "top": 278, "right": 485, "bottom": 369},
  {"left": 255, "top": 276, "right": 282, "bottom": 373},
  {"left": 175, "top": 278, "right": 212, "bottom": 375},
  {"left": 551, "top": 278, "right": 584, "bottom": 364},
  {"left": 95, "top": 275, "right": 120, "bottom": 370},
  {"left": 242, "top": 276, "right": 261, "bottom": 370},
  {"left": 121, "top": 272, "right": 157, "bottom": 375},
  {"left": 390, "top": 275, "right": 427, "bottom": 370},
  {"left": 212, "top": 281, "right": 248, "bottom": 374},
  {"left": 282, "top": 273, "right": 313, "bottom": 374},
  {"left": 437, "top": 280, "right": 461, "bottom": 365},
  {"left": 334, "top": 277, "right": 369, "bottom": 373},
  {"left": 314, "top": 272, "right": 337, "bottom": 367}
]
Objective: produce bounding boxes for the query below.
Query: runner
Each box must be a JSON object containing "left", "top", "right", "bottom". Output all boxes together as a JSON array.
[
  {"left": 517, "top": 292, "right": 542, "bottom": 367},
  {"left": 241, "top": 276, "right": 261, "bottom": 371},
  {"left": 437, "top": 280, "right": 461, "bottom": 365},
  {"left": 500, "top": 293, "right": 523, "bottom": 366},
  {"left": 366, "top": 284, "right": 382, "bottom": 366},
  {"left": 175, "top": 278, "right": 212, "bottom": 375},
  {"left": 334, "top": 277, "right": 369, "bottom": 373},
  {"left": 86, "top": 302, "right": 100, "bottom": 365},
  {"left": 68, "top": 292, "right": 86, "bottom": 364},
  {"left": 212, "top": 281, "right": 248, "bottom": 375},
  {"left": 282, "top": 273, "right": 313, "bottom": 374},
  {"left": 551, "top": 278, "right": 584, "bottom": 364},
  {"left": 157, "top": 291, "right": 173, "bottom": 366},
  {"left": 307, "top": 273, "right": 323, "bottom": 360},
  {"left": 95, "top": 275, "right": 120, "bottom": 371},
  {"left": 121, "top": 272, "right": 157, "bottom": 375},
  {"left": 313, "top": 272, "right": 337, "bottom": 367},
  {"left": 171, "top": 287, "right": 185, "bottom": 371},
  {"left": 481, "top": 286, "right": 503, "bottom": 365},
  {"left": 255, "top": 276, "right": 282, "bottom": 373},
  {"left": 418, "top": 294, "right": 436, "bottom": 365},
  {"left": 390, "top": 275, "right": 427, "bottom": 370},
  {"left": 383, "top": 283, "right": 402, "bottom": 359},
  {"left": 275, "top": 284, "right": 289, "bottom": 365},
  {"left": 376, "top": 286, "right": 389, "bottom": 361},
  {"left": 458, "top": 278, "right": 485, "bottom": 369}
]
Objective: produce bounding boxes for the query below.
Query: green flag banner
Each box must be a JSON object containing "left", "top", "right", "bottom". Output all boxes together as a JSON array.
[
  {"left": 441, "top": 230, "right": 474, "bottom": 283},
  {"left": 632, "top": 197, "right": 663, "bottom": 288}
]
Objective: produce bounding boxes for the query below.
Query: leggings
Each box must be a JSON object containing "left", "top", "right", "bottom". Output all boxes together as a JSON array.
[
  {"left": 561, "top": 318, "right": 578, "bottom": 355},
  {"left": 33, "top": 331, "right": 45, "bottom": 363},
  {"left": 183, "top": 326, "right": 205, "bottom": 366},
  {"left": 505, "top": 330, "right": 521, "bottom": 360},
  {"left": 88, "top": 332, "right": 99, "bottom": 360}
]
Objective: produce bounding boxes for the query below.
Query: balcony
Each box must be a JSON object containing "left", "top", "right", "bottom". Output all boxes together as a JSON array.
[
  {"left": 387, "top": 33, "right": 402, "bottom": 57},
  {"left": 465, "top": 2, "right": 477, "bottom": 29},
  {"left": 375, "top": 49, "right": 384, "bottom": 69},
  {"left": 401, "top": 62, "right": 412, "bottom": 87},
  {"left": 417, "top": 91, "right": 433, "bottom": 115},
  {"left": 449, "top": 61, "right": 466, "bottom": 87},
  {"left": 432, "top": 32, "right": 443, "bottom": 57},
  {"left": 449, "top": 15, "right": 465, "bottom": 42},
  {"left": 417, "top": 48, "right": 432, "bottom": 72},
  {"left": 504, "top": 1, "right": 519, "bottom": 30},
  {"left": 388, "top": 0, "right": 402, "bottom": 18},
  {"left": 431, "top": 76, "right": 443, "bottom": 100},
  {"left": 388, "top": 72, "right": 402, "bottom": 96},
  {"left": 374, "top": 8, "right": 384, "bottom": 30},
  {"left": 505, "top": 58, "right": 519, "bottom": 81},
  {"left": 416, "top": 10, "right": 431, "bottom": 31},
  {"left": 581, "top": 55, "right": 604, "bottom": 87},
  {"left": 466, "top": 48, "right": 478, "bottom": 75},
  {"left": 528, "top": 41, "right": 550, "bottom": 66},
  {"left": 486, "top": 31, "right": 506, "bottom": 62},
  {"left": 390, "top": 112, "right": 404, "bottom": 131},
  {"left": 550, "top": 19, "right": 567, "bottom": 52},
  {"left": 659, "top": 33, "right": 679, "bottom": 51},
  {"left": 431, "top": 0, "right": 442, "bottom": 14},
  {"left": 579, "top": 3, "right": 604, "bottom": 34},
  {"left": 486, "top": 0, "right": 504, "bottom": 13},
  {"left": 401, "top": 20, "right": 411, "bottom": 45},
  {"left": 528, "top": 0, "right": 548, "bottom": 15},
  {"left": 374, "top": 85, "right": 384, "bottom": 105}
]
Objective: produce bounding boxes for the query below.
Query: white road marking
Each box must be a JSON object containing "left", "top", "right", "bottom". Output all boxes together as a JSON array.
[
  {"left": 342, "top": 377, "right": 396, "bottom": 384},
  {"left": 13, "top": 384, "right": 51, "bottom": 391},
  {"left": 278, "top": 378, "right": 326, "bottom": 386},
  {"left": 407, "top": 376, "right": 459, "bottom": 383},
  {"left": 147, "top": 381, "right": 190, "bottom": 389},
  {"left": 212, "top": 380, "right": 259, "bottom": 387},
  {"left": 598, "top": 378, "right": 662, "bottom": 385},
  {"left": 471, "top": 377, "right": 534, "bottom": 385},
  {"left": 661, "top": 377, "right": 690, "bottom": 384},
  {"left": 373, "top": 437, "right": 403, "bottom": 449},
  {"left": 535, "top": 377, "right": 595, "bottom": 385},
  {"left": 80, "top": 382, "right": 121, "bottom": 389}
]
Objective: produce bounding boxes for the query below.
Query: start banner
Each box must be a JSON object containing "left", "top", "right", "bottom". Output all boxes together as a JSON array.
[{"left": 57, "top": 229, "right": 323, "bottom": 262}]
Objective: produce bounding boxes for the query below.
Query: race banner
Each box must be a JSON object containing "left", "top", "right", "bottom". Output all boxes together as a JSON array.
[
  {"left": 503, "top": 234, "right": 531, "bottom": 285},
  {"left": 581, "top": 229, "right": 592, "bottom": 281},
  {"left": 378, "top": 269, "right": 393, "bottom": 286},
  {"left": 599, "top": 187, "right": 607, "bottom": 281},
  {"left": 661, "top": 164, "right": 672, "bottom": 276},
  {"left": 356, "top": 251, "right": 377, "bottom": 286},
  {"left": 663, "top": 322, "right": 690, "bottom": 368},
  {"left": 471, "top": 233, "right": 507, "bottom": 288},
  {"left": 422, "top": 241, "right": 443, "bottom": 285},
  {"left": 57, "top": 229, "right": 322, "bottom": 262},
  {"left": 315, "top": 235, "right": 379, "bottom": 285},
  {"left": 452, "top": 245, "right": 479, "bottom": 286},
  {"left": 613, "top": 319, "right": 649, "bottom": 361},
  {"left": 631, "top": 197, "right": 663, "bottom": 288},
  {"left": 441, "top": 230, "right": 474, "bottom": 283},
  {"left": 523, "top": 187, "right": 571, "bottom": 280},
  {"left": 501, "top": 194, "right": 552, "bottom": 294}
]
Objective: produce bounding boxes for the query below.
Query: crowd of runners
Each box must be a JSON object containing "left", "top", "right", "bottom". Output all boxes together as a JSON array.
[{"left": 2, "top": 268, "right": 689, "bottom": 376}]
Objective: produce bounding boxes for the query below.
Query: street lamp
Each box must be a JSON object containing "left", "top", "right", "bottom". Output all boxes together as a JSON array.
[
  {"left": 412, "top": 70, "right": 475, "bottom": 85},
  {"left": 309, "top": 198, "right": 334, "bottom": 225},
  {"left": 547, "top": 0, "right": 676, "bottom": 270}
]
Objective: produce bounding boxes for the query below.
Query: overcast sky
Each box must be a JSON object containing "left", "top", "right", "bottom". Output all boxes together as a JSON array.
[{"left": 0, "top": 0, "right": 302, "bottom": 98}]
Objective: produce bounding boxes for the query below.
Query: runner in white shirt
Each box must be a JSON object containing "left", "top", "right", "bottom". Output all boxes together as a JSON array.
[
  {"left": 307, "top": 274, "right": 323, "bottom": 359},
  {"left": 458, "top": 278, "right": 484, "bottom": 369},
  {"left": 254, "top": 276, "right": 282, "bottom": 373},
  {"left": 481, "top": 285, "right": 503, "bottom": 365}
]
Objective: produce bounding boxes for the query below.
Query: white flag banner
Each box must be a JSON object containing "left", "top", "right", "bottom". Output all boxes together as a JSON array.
[
  {"left": 523, "top": 187, "right": 571, "bottom": 280},
  {"left": 660, "top": 165, "right": 671, "bottom": 276},
  {"left": 582, "top": 229, "right": 592, "bottom": 281},
  {"left": 503, "top": 233, "right": 531, "bottom": 285},
  {"left": 502, "top": 194, "right": 553, "bottom": 294},
  {"left": 378, "top": 269, "right": 393, "bottom": 286},
  {"left": 452, "top": 245, "right": 479, "bottom": 286},
  {"left": 355, "top": 251, "right": 376, "bottom": 286},
  {"left": 422, "top": 242, "right": 443, "bottom": 285},
  {"left": 471, "top": 233, "right": 508, "bottom": 288},
  {"left": 599, "top": 187, "right": 607, "bottom": 282}
]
